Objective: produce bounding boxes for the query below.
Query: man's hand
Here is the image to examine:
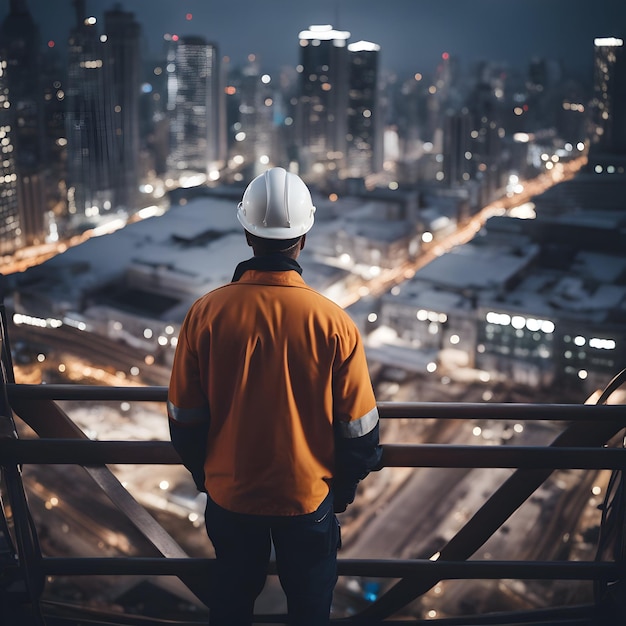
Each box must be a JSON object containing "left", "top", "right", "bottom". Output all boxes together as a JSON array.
[{"left": 333, "top": 482, "right": 357, "bottom": 513}]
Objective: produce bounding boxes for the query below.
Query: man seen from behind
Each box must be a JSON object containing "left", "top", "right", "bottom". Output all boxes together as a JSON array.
[{"left": 167, "top": 167, "right": 382, "bottom": 626}]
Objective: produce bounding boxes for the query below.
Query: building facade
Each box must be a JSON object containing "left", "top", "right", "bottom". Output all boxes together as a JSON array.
[
  {"left": 0, "top": 57, "right": 21, "bottom": 255},
  {"left": 65, "top": 2, "right": 116, "bottom": 224},
  {"left": 166, "top": 35, "right": 223, "bottom": 182},
  {"left": 103, "top": 6, "right": 141, "bottom": 212},
  {"left": 590, "top": 37, "right": 626, "bottom": 156},
  {"left": 345, "top": 40, "right": 382, "bottom": 179},
  {"left": 0, "top": 0, "right": 47, "bottom": 250},
  {"left": 295, "top": 25, "right": 350, "bottom": 180}
]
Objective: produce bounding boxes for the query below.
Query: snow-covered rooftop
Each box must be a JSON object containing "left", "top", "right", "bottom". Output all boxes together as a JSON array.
[
  {"left": 412, "top": 242, "right": 538, "bottom": 291},
  {"left": 13, "top": 193, "right": 365, "bottom": 318}
]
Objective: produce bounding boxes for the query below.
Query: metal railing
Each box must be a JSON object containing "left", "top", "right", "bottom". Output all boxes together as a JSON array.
[
  {"left": 1, "top": 323, "right": 625, "bottom": 624},
  {"left": 0, "top": 372, "right": 626, "bottom": 626}
]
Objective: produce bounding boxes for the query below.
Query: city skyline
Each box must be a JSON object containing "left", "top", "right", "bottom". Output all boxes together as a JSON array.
[
  {"left": 14, "top": 0, "right": 626, "bottom": 77},
  {"left": 2, "top": 4, "right": 625, "bottom": 618},
  {"left": 1, "top": 0, "right": 621, "bottom": 256}
]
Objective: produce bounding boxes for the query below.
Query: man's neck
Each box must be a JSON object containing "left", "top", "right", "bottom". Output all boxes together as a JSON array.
[{"left": 232, "top": 255, "right": 303, "bottom": 282}]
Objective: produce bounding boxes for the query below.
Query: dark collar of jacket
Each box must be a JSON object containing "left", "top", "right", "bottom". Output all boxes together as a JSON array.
[{"left": 232, "top": 254, "right": 303, "bottom": 282}]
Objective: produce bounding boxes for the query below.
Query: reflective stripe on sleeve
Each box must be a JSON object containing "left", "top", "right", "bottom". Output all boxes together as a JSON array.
[
  {"left": 167, "top": 400, "right": 209, "bottom": 425},
  {"left": 337, "top": 406, "right": 379, "bottom": 439}
]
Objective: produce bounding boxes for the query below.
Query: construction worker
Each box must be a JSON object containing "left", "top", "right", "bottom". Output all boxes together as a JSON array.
[{"left": 168, "top": 167, "right": 382, "bottom": 626}]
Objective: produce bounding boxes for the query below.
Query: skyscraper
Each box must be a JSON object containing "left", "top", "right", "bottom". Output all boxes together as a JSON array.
[
  {"left": 64, "top": 1, "right": 144, "bottom": 225},
  {"left": 346, "top": 40, "right": 382, "bottom": 179},
  {"left": 466, "top": 70, "right": 507, "bottom": 203},
  {"left": 0, "top": 57, "right": 21, "bottom": 255},
  {"left": 65, "top": 0, "right": 115, "bottom": 224},
  {"left": 228, "top": 57, "right": 281, "bottom": 180},
  {"left": 0, "top": 0, "right": 43, "bottom": 173},
  {"left": 442, "top": 108, "right": 473, "bottom": 185},
  {"left": 295, "top": 25, "right": 350, "bottom": 180},
  {"left": 103, "top": 5, "right": 141, "bottom": 211},
  {"left": 166, "top": 35, "right": 223, "bottom": 182},
  {"left": 0, "top": 0, "right": 46, "bottom": 250},
  {"left": 139, "top": 53, "right": 170, "bottom": 177},
  {"left": 41, "top": 45, "right": 68, "bottom": 225},
  {"left": 590, "top": 37, "right": 626, "bottom": 157}
]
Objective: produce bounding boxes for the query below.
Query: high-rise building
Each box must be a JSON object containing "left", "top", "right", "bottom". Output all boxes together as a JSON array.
[
  {"left": 66, "top": 0, "right": 140, "bottom": 225},
  {"left": 466, "top": 72, "right": 507, "bottom": 204},
  {"left": 442, "top": 108, "right": 473, "bottom": 185},
  {"left": 0, "top": 0, "right": 44, "bottom": 172},
  {"left": 65, "top": 1, "right": 144, "bottom": 225},
  {"left": 346, "top": 40, "right": 382, "bottom": 179},
  {"left": 0, "top": 57, "right": 21, "bottom": 255},
  {"left": 41, "top": 46, "right": 68, "bottom": 222},
  {"left": 139, "top": 53, "right": 170, "bottom": 177},
  {"left": 227, "top": 57, "right": 278, "bottom": 180},
  {"left": 0, "top": 0, "right": 47, "bottom": 250},
  {"left": 590, "top": 37, "right": 626, "bottom": 156},
  {"left": 103, "top": 5, "right": 141, "bottom": 211},
  {"left": 65, "top": 1, "right": 116, "bottom": 224},
  {"left": 166, "top": 36, "right": 223, "bottom": 182},
  {"left": 295, "top": 25, "right": 350, "bottom": 180}
]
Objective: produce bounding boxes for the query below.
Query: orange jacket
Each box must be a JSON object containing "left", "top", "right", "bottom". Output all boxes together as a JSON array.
[{"left": 168, "top": 263, "right": 380, "bottom": 516}]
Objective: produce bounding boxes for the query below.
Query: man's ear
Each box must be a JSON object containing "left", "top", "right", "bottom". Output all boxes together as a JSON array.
[
  {"left": 300, "top": 234, "right": 306, "bottom": 250},
  {"left": 245, "top": 231, "right": 253, "bottom": 247}
]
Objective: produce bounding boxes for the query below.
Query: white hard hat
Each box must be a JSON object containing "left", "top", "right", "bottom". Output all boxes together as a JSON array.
[{"left": 237, "top": 167, "right": 316, "bottom": 239}]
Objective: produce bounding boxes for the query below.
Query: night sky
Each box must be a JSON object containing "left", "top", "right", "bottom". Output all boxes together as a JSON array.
[{"left": 6, "top": 0, "right": 626, "bottom": 78}]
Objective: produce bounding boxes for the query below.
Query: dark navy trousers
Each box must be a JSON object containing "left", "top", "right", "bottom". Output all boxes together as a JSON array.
[{"left": 204, "top": 491, "right": 340, "bottom": 626}]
